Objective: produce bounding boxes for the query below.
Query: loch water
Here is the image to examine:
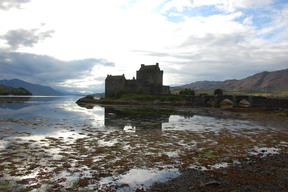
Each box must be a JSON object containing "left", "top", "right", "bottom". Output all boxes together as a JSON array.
[{"left": 0, "top": 96, "right": 287, "bottom": 191}]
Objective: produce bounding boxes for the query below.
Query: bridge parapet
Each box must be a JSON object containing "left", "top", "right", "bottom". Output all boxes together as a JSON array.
[
  {"left": 187, "top": 95, "right": 288, "bottom": 109},
  {"left": 249, "top": 96, "right": 288, "bottom": 109},
  {"left": 189, "top": 95, "right": 235, "bottom": 108}
]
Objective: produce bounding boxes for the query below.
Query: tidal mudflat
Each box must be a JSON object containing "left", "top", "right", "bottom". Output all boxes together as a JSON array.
[{"left": 0, "top": 96, "right": 287, "bottom": 191}]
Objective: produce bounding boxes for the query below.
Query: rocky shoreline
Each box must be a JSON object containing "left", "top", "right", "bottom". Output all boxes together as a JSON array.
[{"left": 148, "top": 152, "right": 288, "bottom": 192}]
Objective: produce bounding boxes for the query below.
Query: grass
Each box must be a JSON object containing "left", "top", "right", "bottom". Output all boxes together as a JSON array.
[
  {"left": 102, "top": 93, "right": 187, "bottom": 103},
  {"left": 0, "top": 181, "right": 10, "bottom": 187}
]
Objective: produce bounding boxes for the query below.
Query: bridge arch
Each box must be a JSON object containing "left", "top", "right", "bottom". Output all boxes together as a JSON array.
[
  {"left": 204, "top": 98, "right": 215, "bottom": 107},
  {"left": 237, "top": 98, "right": 250, "bottom": 107},
  {"left": 234, "top": 96, "right": 251, "bottom": 108},
  {"left": 216, "top": 98, "right": 234, "bottom": 108}
]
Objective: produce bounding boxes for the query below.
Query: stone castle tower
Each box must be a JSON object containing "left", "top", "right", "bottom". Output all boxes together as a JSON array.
[
  {"left": 137, "top": 63, "right": 163, "bottom": 85},
  {"left": 105, "top": 63, "right": 169, "bottom": 98}
]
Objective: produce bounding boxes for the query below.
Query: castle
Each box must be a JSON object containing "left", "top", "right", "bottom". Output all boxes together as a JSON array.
[{"left": 105, "top": 63, "right": 170, "bottom": 98}]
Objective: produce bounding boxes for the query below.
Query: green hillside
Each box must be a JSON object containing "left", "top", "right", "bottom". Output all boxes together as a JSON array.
[{"left": 0, "top": 85, "right": 32, "bottom": 95}]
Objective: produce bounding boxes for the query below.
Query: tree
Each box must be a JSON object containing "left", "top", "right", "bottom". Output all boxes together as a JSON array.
[
  {"left": 214, "top": 89, "right": 224, "bottom": 96},
  {"left": 18, "top": 87, "right": 32, "bottom": 95},
  {"left": 179, "top": 88, "right": 195, "bottom": 96},
  {"left": 0, "top": 85, "right": 32, "bottom": 95}
]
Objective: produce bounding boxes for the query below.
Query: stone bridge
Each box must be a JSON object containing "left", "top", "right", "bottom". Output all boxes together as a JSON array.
[{"left": 188, "top": 95, "right": 288, "bottom": 109}]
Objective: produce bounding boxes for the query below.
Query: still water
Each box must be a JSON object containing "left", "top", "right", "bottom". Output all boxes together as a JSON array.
[{"left": 0, "top": 96, "right": 287, "bottom": 191}]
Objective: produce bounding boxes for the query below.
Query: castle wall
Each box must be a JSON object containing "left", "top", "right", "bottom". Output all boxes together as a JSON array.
[
  {"left": 136, "top": 70, "right": 163, "bottom": 85},
  {"left": 162, "top": 86, "right": 170, "bottom": 95},
  {"left": 125, "top": 80, "right": 147, "bottom": 93},
  {"left": 105, "top": 75, "right": 126, "bottom": 98},
  {"left": 105, "top": 64, "right": 170, "bottom": 98}
]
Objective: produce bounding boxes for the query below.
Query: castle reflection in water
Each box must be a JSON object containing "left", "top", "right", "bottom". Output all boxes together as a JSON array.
[{"left": 104, "top": 106, "right": 195, "bottom": 130}]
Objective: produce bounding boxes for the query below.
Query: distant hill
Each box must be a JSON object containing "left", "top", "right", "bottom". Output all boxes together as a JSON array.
[
  {"left": 91, "top": 92, "right": 105, "bottom": 98},
  {"left": 178, "top": 69, "right": 288, "bottom": 95},
  {"left": 0, "top": 79, "right": 63, "bottom": 96},
  {"left": 0, "top": 84, "right": 32, "bottom": 95}
]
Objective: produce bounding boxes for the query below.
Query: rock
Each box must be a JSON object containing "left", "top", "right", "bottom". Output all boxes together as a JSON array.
[{"left": 200, "top": 180, "right": 220, "bottom": 187}]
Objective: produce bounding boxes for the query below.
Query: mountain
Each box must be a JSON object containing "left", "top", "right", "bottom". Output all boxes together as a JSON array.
[
  {"left": 91, "top": 92, "right": 105, "bottom": 98},
  {"left": 0, "top": 79, "right": 63, "bottom": 96},
  {"left": 178, "top": 69, "right": 288, "bottom": 95},
  {"left": 180, "top": 80, "right": 222, "bottom": 90}
]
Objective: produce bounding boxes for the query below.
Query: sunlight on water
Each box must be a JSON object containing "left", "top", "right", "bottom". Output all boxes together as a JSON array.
[
  {"left": 0, "top": 96, "right": 287, "bottom": 191},
  {"left": 116, "top": 168, "right": 180, "bottom": 191}
]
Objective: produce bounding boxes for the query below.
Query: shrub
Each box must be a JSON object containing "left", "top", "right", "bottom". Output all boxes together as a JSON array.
[
  {"left": 179, "top": 88, "right": 195, "bottom": 96},
  {"left": 214, "top": 89, "right": 224, "bottom": 96},
  {"left": 85, "top": 95, "right": 94, "bottom": 100}
]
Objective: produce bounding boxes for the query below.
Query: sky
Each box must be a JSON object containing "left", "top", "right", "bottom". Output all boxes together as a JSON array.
[{"left": 0, "top": 0, "right": 287, "bottom": 94}]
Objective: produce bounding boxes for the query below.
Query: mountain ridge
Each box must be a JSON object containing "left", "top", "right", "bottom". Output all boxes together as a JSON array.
[
  {"left": 178, "top": 69, "right": 288, "bottom": 95},
  {"left": 0, "top": 79, "right": 63, "bottom": 96}
]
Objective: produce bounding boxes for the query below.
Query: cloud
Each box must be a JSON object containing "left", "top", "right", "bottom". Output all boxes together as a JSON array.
[
  {"left": 257, "top": 4, "right": 288, "bottom": 42},
  {"left": 1, "top": 28, "right": 55, "bottom": 50},
  {"left": 134, "top": 29, "right": 288, "bottom": 85},
  {"left": 190, "top": 0, "right": 274, "bottom": 12},
  {"left": 161, "top": 0, "right": 192, "bottom": 13},
  {"left": 0, "top": 52, "right": 115, "bottom": 93},
  {"left": 186, "top": 40, "right": 287, "bottom": 82},
  {"left": 0, "top": 0, "right": 287, "bottom": 92},
  {"left": 0, "top": 0, "right": 30, "bottom": 10},
  {"left": 127, "top": 2, "right": 288, "bottom": 85},
  {"left": 161, "top": 0, "right": 273, "bottom": 15}
]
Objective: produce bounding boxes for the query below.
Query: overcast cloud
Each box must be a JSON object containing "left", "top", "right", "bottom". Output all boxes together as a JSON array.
[
  {"left": 0, "top": 52, "right": 114, "bottom": 93},
  {"left": 0, "top": 0, "right": 287, "bottom": 93},
  {"left": 0, "top": 0, "right": 30, "bottom": 10},
  {"left": 1, "top": 28, "right": 55, "bottom": 50}
]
